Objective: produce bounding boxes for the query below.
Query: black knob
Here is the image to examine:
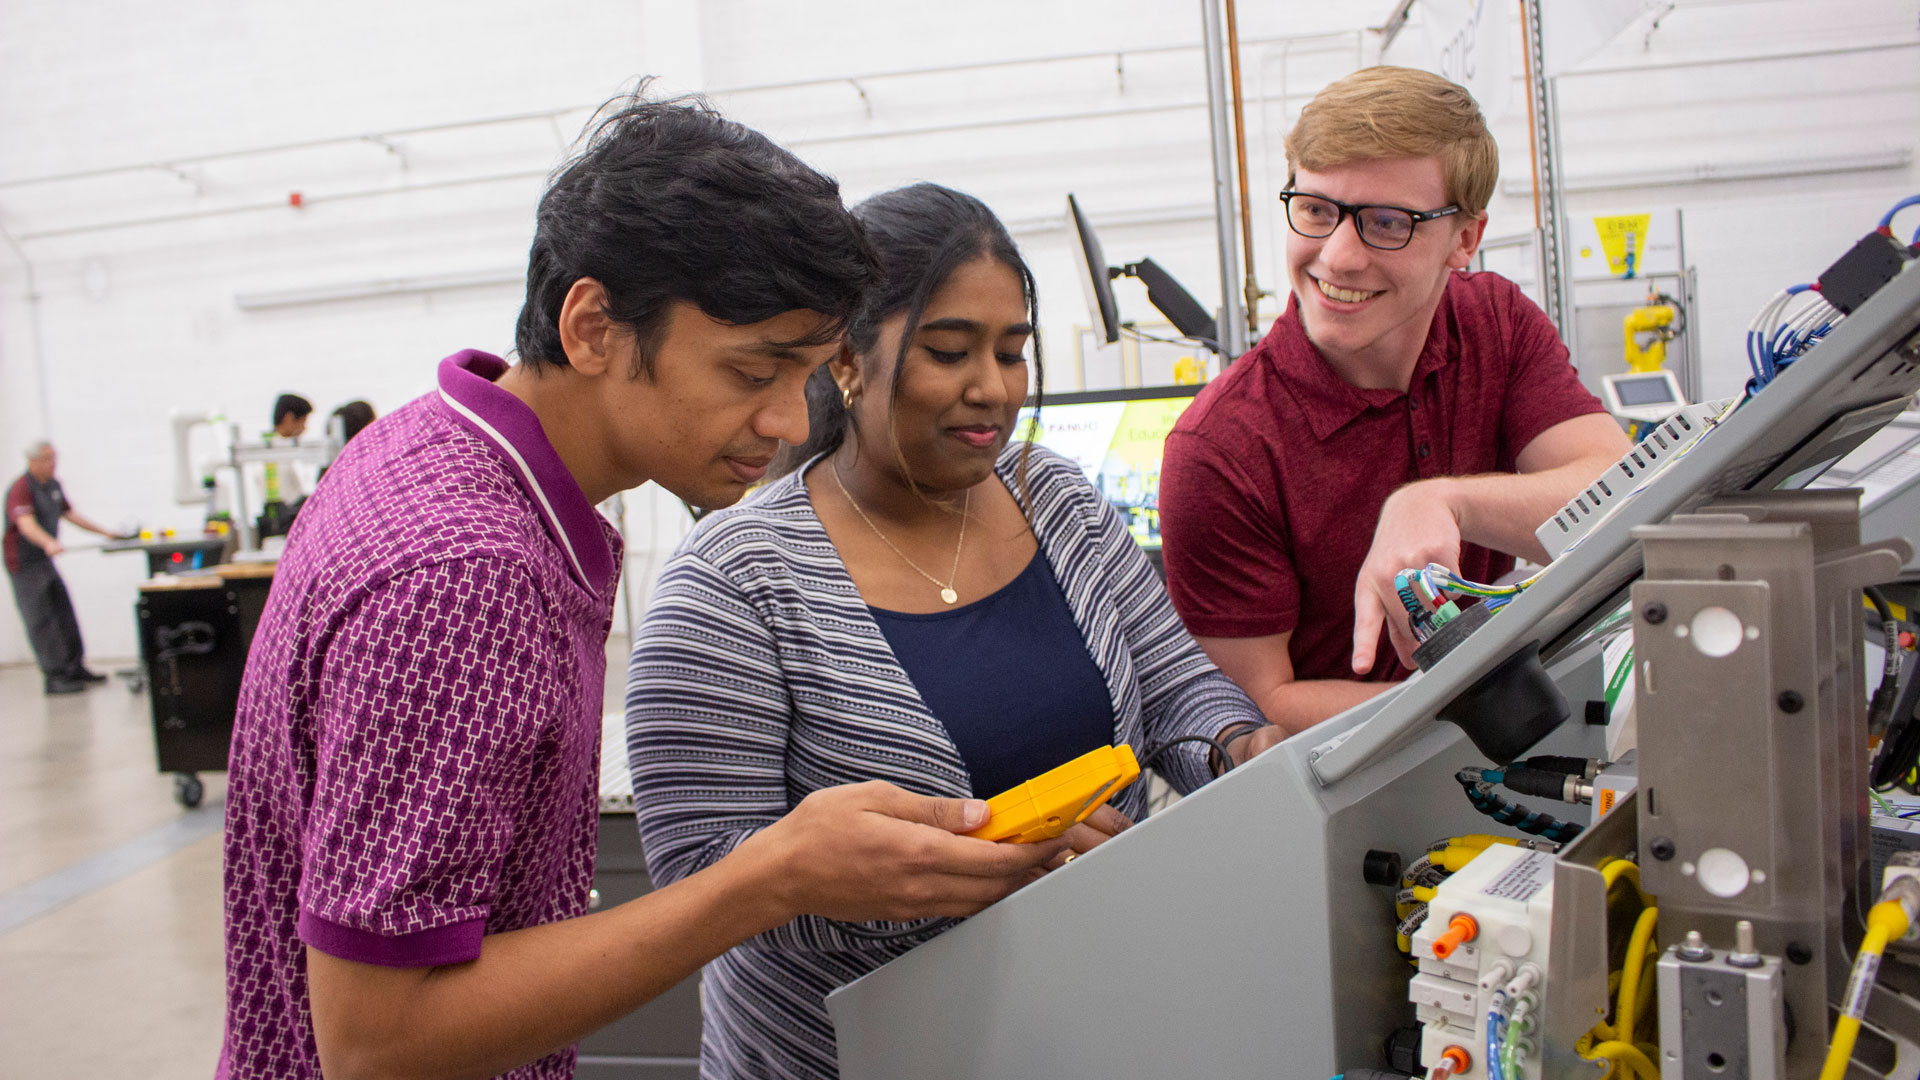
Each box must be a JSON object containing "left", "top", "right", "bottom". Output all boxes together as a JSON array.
[{"left": 1363, "top": 849, "right": 1404, "bottom": 887}]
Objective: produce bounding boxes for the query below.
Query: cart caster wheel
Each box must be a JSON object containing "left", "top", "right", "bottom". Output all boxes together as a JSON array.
[{"left": 174, "top": 774, "right": 204, "bottom": 808}]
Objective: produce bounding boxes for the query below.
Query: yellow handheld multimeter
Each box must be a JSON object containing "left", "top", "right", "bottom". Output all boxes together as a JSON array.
[{"left": 965, "top": 744, "right": 1142, "bottom": 844}]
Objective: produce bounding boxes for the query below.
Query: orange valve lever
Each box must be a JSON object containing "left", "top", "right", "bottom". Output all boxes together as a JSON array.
[{"left": 1431, "top": 914, "right": 1478, "bottom": 959}]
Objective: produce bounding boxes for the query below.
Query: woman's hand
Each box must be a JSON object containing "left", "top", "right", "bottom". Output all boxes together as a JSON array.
[
  {"left": 742, "top": 781, "right": 1068, "bottom": 925},
  {"left": 1046, "top": 804, "right": 1133, "bottom": 870}
]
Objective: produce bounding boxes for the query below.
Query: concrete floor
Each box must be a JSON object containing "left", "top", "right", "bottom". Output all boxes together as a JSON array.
[
  {"left": 0, "top": 659, "right": 227, "bottom": 1078},
  {"left": 0, "top": 635, "right": 635, "bottom": 1079}
]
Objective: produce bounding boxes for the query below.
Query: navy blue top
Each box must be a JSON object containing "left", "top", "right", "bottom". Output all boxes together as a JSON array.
[{"left": 871, "top": 552, "right": 1117, "bottom": 799}]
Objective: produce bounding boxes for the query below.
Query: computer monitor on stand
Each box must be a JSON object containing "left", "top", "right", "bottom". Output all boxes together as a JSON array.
[
  {"left": 1068, "top": 194, "right": 1220, "bottom": 352},
  {"left": 1016, "top": 384, "right": 1203, "bottom": 574}
]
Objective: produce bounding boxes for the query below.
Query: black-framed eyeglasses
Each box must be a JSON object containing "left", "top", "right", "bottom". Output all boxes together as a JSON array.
[{"left": 1277, "top": 191, "right": 1461, "bottom": 251}]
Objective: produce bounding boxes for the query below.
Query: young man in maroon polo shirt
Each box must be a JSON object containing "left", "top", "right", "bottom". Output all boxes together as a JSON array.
[
  {"left": 1160, "top": 67, "right": 1630, "bottom": 748},
  {"left": 220, "top": 95, "right": 1066, "bottom": 1080}
]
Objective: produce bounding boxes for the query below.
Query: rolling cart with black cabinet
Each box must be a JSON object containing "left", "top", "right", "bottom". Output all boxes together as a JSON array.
[
  {"left": 134, "top": 561, "right": 276, "bottom": 807},
  {"left": 105, "top": 536, "right": 231, "bottom": 692}
]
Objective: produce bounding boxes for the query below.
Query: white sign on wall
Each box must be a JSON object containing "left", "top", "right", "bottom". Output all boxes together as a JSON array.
[{"left": 1421, "top": 0, "right": 1513, "bottom": 123}]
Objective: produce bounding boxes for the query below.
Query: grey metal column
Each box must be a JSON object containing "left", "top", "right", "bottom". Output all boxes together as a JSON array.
[
  {"left": 1200, "top": 0, "right": 1249, "bottom": 359},
  {"left": 1521, "top": 0, "right": 1570, "bottom": 336}
]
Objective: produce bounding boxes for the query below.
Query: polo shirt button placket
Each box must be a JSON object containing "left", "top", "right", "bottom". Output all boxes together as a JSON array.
[{"left": 1410, "top": 397, "right": 1436, "bottom": 474}]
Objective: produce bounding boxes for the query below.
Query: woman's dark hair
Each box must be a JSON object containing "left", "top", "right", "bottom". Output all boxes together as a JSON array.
[
  {"left": 771, "top": 182, "right": 1043, "bottom": 487},
  {"left": 331, "top": 400, "right": 376, "bottom": 443},
  {"left": 514, "top": 83, "right": 876, "bottom": 377}
]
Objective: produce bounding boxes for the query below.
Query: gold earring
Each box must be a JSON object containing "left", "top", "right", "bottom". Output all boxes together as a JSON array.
[{"left": 842, "top": 386, "right": 855, "bottom": 409}]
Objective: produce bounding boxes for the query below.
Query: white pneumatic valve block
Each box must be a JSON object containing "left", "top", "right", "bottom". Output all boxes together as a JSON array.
[{"left": 1408, "top": 845, "right": 1558, "bottom": 1079}]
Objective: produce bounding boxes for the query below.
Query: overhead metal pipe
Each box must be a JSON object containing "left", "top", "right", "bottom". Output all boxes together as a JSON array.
[
  {"left": 1519, "top": 0, "right": 1569, "bottom": 335},
  {"left": 1223, "top": 0, "right": 1262, "bottom": 339},
  {"left": 1200, "top": 0, "right": 1250, "bottom": 359},
  {"left": 19, "top": 168, "right": 550, "bottom": 242}
]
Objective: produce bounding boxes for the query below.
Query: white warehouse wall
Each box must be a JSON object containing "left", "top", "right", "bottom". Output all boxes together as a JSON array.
[{"left": 1, "top": 0, "right": 1916, "bottom": 665}]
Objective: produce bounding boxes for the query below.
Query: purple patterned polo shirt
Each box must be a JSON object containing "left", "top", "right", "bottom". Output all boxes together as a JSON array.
[{"left": 219, "top": 350, "right": 622, "bottom": 1080}]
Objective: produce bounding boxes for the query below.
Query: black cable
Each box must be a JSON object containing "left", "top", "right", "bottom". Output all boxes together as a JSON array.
[
  {"left": 1121, "top": 325, "right": 1222, "bottom": 354},
  {"left": 1873, "top": 691, "right": 1920, "bottom": 792},
  {"left": 1139, "top": 733, "right": 1237, "bottom": 779},
  {"left": 1455, "top": 770, "right": 1583, "bottom": 844},
  {"left": 1518, "top": 754, "right": 1592, "bottom": 778},
  {"left": 1497, "top": 767, "right": 1576, "bottom": 801},
  {"left": 1209, "top": 721, "right": 1267, "bottom": 774},
  {"left": 1866, "top": 585, "right": 1895, "bottom": 624}
]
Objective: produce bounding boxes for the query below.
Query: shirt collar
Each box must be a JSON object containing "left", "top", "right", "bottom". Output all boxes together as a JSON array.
[
  {"left": 1269, "top": 283, "right": 1460, "bottom": 442},
  {"left": 434, "top": 349, "right": 616, "bottom": 593}
]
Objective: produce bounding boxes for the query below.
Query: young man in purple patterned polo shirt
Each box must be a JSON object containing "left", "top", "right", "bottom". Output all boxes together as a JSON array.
[{"left": 221, "top": 94, "right": 1066, "bottom": 1080}]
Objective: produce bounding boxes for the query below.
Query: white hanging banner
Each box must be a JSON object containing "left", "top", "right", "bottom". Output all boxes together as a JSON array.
[
  {"left": 1421, "top": 0, "right": 1513, "bottom": 123},
  {"left": 1542, "top": 0, "right": 1648, "bottom": 76}
]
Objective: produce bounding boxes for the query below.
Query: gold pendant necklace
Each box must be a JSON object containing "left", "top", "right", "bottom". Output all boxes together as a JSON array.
[{"left": 831, "top": 461, "right": 969, "bottom": 605}]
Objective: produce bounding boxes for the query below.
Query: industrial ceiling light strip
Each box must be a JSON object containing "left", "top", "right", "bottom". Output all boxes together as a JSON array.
[
  {"left": 1495, "top": 148, "right": 1912, "bottom": 197},
  {"left": 233, "top": 268, "right": 525, "bottom": 311}
]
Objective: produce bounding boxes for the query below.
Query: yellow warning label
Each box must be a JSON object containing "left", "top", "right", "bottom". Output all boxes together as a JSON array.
[
  {"left": 1599, "top": 788, "right": 1618, "bottom": 816},
  {"left": 1593, "top": 214, "right": 1653, "bottom": 277}
]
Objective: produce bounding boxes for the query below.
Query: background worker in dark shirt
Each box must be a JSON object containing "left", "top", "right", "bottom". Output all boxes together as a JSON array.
[
  {"left": 4, "top": 441, "right": 124, "bottom": 694},
  {"left": 272, "top": 393, "right": 313, "bottom": 438}
]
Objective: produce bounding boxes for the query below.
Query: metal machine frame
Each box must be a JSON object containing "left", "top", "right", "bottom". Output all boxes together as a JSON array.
[{"left": 829, "top": 263, "right": 1920, "bottom": 1077}]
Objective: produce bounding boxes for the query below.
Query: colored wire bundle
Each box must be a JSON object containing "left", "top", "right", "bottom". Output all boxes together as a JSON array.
[
  {"left": 1394, "top": 566, "right": 1455, "bottom": 643},
  {"left": 1745, "top": 282, "right": 1840, "bottom": 391},
  {"left": 1425, "top": 564, "right": 1539, "bottom": 611},
  {"left": 1455, "top": 769, "right": 1585, "bottom": 844},
  {"left": 1394, "top": 564, "right": 1541, "bottom": 643},
  {"left": 1744, "top": 194, "right": 1920, "bottom": 396}
]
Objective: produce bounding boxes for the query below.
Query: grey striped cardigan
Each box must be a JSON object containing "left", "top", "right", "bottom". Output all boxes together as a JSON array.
[{"left": 624, "top": 443, "right": 1265, "bottom": 1079}]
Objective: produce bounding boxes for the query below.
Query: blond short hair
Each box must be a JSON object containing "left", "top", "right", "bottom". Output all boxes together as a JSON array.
[{"left": 1284, "top": 66, "right": 1499, "bottom": 217}]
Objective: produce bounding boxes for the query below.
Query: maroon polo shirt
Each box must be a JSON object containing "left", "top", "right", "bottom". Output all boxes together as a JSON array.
[{"left": 1160, "top": 270, "right": 1605, "bottom": 684}]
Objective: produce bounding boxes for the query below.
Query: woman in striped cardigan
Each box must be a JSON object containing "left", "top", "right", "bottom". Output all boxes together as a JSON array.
[{"left": 625, "top": 183, "right": 1271, "bottom": 1080}]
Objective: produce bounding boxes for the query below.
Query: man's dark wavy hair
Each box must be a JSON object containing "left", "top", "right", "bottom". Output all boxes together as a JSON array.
[{"left": 514, "top": 83, "right": 876, "bottom": 377}]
